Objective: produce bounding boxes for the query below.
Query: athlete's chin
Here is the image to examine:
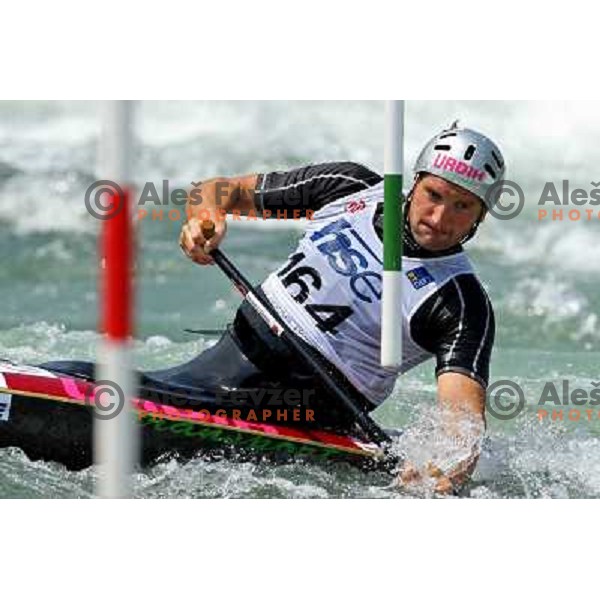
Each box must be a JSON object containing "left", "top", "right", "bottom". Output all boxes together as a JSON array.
[{"left": 413, "top": 230, "right": 454, "bottom": 252}]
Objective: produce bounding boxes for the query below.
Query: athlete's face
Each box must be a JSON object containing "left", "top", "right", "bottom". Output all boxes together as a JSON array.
[{"left": 408, "top": 174, "right": 485, "bottom": 251}]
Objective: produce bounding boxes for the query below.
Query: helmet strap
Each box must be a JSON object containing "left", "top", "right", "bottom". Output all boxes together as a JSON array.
[{"left": 459, "top": 204, "right": 486, "bottom": 244}]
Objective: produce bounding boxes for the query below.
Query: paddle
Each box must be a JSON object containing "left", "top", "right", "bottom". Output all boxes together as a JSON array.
[{"left": 199, "top": 220, "right": 392, "bottom": 445}]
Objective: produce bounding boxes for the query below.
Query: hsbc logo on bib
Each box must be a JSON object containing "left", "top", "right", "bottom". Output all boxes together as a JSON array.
[{"left": 406, "top": 267, "right": 434, "bottom": 290}]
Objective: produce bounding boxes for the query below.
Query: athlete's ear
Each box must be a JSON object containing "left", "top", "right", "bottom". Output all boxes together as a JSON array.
[{"left": 478, "top": 205, "right": 487, "bottom": 222}]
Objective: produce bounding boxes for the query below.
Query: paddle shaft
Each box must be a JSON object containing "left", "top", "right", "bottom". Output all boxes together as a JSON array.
[{"left": 206, "top": 245, "right": 391, "bottom": 445}]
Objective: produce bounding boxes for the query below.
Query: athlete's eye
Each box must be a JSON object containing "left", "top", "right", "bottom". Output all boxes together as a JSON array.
[
  {"left": 428, "top": 189, "right": 443, "bottom": 202},
  {"left": 455, "top": 201, "right": 474, "bottom": 212}
]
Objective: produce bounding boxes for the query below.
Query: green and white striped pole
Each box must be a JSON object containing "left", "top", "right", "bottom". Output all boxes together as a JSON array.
[{"left": 381, "top": 101, "right": 405, "bottom": 368}]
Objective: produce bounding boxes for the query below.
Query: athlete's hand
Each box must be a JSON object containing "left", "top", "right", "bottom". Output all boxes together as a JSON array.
[
  {"left": 179, "top": 217, "right": 227, "bottom": 266},
  {"left": 396, "top": 461, "right": 454, "bottom": 495}
]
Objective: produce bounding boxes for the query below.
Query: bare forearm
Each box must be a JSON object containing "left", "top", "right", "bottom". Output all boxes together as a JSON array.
[
  {"left": 436, "top": 372, "right": 486, "bottom": 487},
  {"left": 180, "top": 174, "right": 258, "bottom": 266},
  {"left": 186, "top": 175, "right": 258, "bottom": 220}
]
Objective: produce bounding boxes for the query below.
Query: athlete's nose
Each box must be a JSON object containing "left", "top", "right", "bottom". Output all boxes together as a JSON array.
[{"left": 428, "top": 202, "right": 449, "bottom": 230}]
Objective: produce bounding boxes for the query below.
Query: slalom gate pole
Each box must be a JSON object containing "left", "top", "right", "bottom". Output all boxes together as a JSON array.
[
  {"left": 95, "top": 100, "right": 138, "bottom": 499},
  {"left": 381, "top": 101, "right": 405, "bottom": 368}
]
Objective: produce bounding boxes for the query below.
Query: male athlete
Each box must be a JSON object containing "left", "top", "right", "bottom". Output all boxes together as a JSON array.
[{"left": 180, "top": 123, "right": 505, "bottom": 493}]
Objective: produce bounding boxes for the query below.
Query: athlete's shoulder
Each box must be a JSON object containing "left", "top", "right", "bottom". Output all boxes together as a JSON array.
[
  {"left": 410, "top": 271, "right": 495, "bottom": 387},
  {"left": 423, "top": 270, "right": 495, "bottom": 325},
  {"left": 451, "top": 271, "right": 495, "bottom": 315},
  {"left": 255, "top": 162, "right": 382, "bottom": 214},
  {"left": 258, "top": 161, "right": 382, "bottom": 188}
]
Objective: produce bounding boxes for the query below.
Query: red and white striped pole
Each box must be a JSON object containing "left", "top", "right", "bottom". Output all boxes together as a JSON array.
[{"left": 95, "top": 100, "right": 138, "bottom": 498}]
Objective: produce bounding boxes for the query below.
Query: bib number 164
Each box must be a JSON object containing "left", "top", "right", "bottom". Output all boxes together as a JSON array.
[{"left": 277, "top": 252, "right": 353, "bottom": 335}]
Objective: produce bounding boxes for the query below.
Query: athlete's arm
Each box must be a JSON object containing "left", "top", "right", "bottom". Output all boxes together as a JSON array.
[
  {"left": 255, "top": 162, "right": 382, "bottom": 216},
  {"left": 180, "top": 174, "right": 258, "bottom": 265},
  {"left": 181, "top": 162, "right": 381, "bottom": 265},
  {"left": 411, "top": 273, "right": 495, "bottom": 389},
  {"left": 432, "top": 372, "right": 486, "bottom": 492},
  {"left": 398, "top": 372, "right": 485, "bottom": 494},
  {"left": 400, "top": 273, "right": 494, "bottom": 493}
]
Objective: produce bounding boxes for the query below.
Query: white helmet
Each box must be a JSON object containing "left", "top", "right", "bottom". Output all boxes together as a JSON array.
[{"left": 413, "top": 122, "right": 506, "bottom": 210}]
